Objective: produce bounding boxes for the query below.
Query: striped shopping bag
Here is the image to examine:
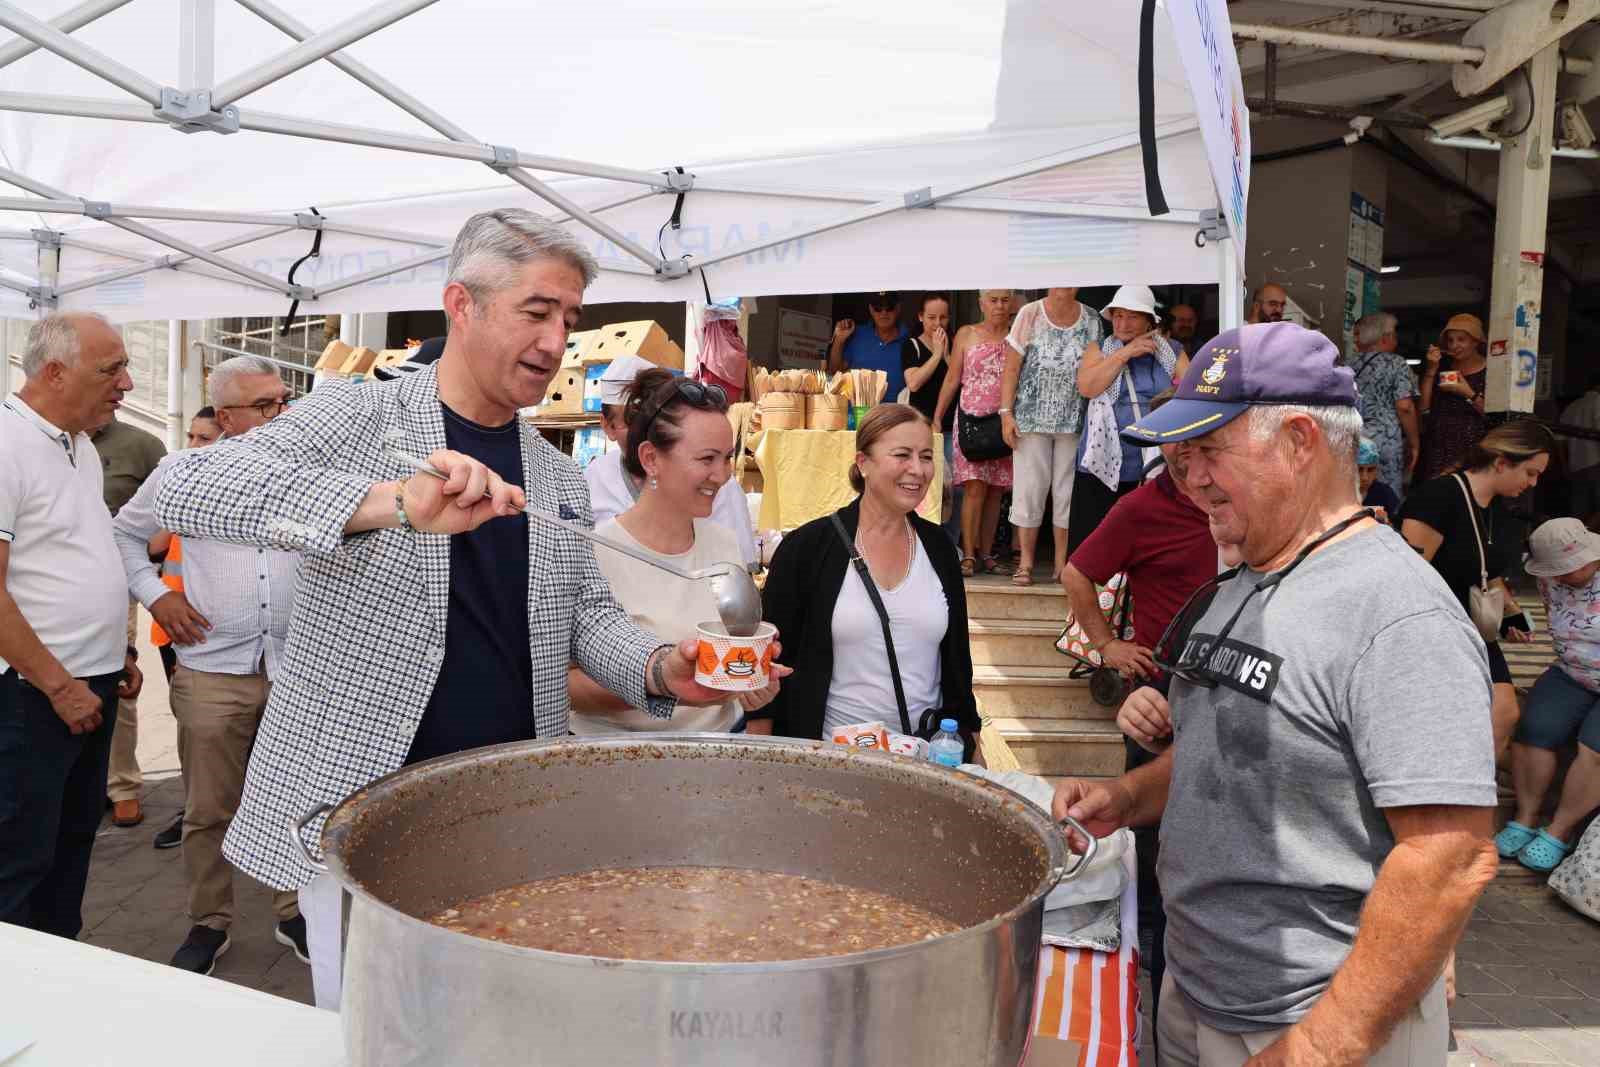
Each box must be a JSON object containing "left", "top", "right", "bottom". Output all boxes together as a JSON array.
[{"left": 1025, "top": 847, "right": 1141, "bottom": 1066}]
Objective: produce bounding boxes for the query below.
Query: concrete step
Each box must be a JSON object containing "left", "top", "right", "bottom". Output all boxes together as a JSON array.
[
  {"left": 972, "top": 665, "right": 1114, "bottom": 720},
  {"left": 969, "top": 619, "right": 1066, "bottom": 668},
  {"left": 990, "top": 717, "right": 1127, "bottom": 778},
  {"left": 964, "top": 578, "right": 1067, "bottom": 623}
]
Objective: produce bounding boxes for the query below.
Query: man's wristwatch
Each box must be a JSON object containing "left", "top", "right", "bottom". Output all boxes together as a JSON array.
[{"left": 998, "top": 408, "right": 1013, "bottom": 416}]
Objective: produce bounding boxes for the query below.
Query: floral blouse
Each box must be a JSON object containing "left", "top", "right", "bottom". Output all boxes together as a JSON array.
[
  {"left": 1007, "top": 300, "right": 1102, "bottom": 435},
  {"left": 1540, "top": 573, "right": 1600, "bottom": 693}
]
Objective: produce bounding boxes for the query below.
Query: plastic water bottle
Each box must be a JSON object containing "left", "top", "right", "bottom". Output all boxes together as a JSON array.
[{"left": 928, "top": 719, "right": 963, "bottom": 768}]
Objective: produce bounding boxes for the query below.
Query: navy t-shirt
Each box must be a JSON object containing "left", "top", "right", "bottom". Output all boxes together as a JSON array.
[{"left": 405, "top": 405, "right": 533, "bottom": 764}]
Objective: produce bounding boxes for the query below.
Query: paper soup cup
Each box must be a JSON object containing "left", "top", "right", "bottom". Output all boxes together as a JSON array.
[{"left": 694, "top": 621, "right": 777, "bottom": 692}]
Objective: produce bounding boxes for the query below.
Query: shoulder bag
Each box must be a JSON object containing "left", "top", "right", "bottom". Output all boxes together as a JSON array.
[
  {"left": 1453, "top": 473, "right": 1505, "bottom": 643},
  {"left": 828, "top": 514, "right": 975, "bottom": 759},
  {"left": 958, "top": 409, "right": 1011, "bottom": 461}
]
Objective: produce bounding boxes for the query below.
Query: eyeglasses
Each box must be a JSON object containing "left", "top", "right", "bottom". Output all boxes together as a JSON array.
[
  {"left": 1153, "top": 509, "right": 1376, "bottom": 688},
  {"left": 221, "top": 397, "right": 289, "bottom": 418},
  {"left": 636, "top": 379, "right": 726, "bottom": 441}
]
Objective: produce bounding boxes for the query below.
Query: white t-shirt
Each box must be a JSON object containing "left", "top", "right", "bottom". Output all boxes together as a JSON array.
[
  {"left": 824, "top": 532, "right": 948, "bottom": 737},
  {"left": 572, "top": 516, "right": 742, "bottom": 734},
  {"left": 584, "top": 450, "right": 758, "bottom": 567},
  {"left": 0, "top": 396, "right": 128, "bottom": 677}
]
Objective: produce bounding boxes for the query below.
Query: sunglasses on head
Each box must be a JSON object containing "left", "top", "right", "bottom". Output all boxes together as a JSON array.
[
  {"left": 637, "top": 379, "right": 726, "bottom": 439},
  {"left": 1152, "top": 509, "right": 1376, "bottom": 688}
]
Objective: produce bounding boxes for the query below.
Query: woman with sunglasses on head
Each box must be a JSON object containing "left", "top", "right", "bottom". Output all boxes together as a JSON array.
[
  {"left": 1401, "top": 419, "right": 1555, "bottom": 757},
  {"left": 761, "top": 404, "right": 980, "bottom": 751},
  {"left": 568, "top": 369, "right": 780, "bottom": 735}
]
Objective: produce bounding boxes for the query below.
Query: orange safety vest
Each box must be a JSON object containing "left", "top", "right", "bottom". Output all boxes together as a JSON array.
[{"left": 150, "top": 535, "right": 184, "bottom": 647}]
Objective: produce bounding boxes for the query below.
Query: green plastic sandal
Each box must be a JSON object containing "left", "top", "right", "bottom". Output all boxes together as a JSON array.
[
  {"left": 1493, "top": 821, "right": 1537, "bottom": 858},
  {"left": 1517, "top": 829, "right": 1574, "bottom": 873}
]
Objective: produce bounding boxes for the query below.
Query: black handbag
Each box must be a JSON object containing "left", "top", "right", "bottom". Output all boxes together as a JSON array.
[
  {"left": 957, "top": 409, "right": 1011, "bottom": 462},
  {"left": 829, "top": 515, "right": 976, "bottom": 761}
]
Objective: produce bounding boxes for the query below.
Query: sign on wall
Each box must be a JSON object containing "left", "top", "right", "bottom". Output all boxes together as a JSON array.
[{"left": 776, "top": 308, "right": 832, "bottom": 367}]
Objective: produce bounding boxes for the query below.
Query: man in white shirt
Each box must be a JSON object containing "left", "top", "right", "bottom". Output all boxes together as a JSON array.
[
  {"left": 0, "top": 312, "right": 143, "bottom": 939},
  {"left": 584, "top": 355, "right": 758, "bottom": 568},
  {"left": 114, "top": 355, "right": 305, "bottom": 976}
]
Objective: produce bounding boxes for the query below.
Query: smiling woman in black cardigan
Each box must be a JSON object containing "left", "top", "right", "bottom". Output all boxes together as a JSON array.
[{"left": 757, "top": 405, "right": 979, "bottom": 747}]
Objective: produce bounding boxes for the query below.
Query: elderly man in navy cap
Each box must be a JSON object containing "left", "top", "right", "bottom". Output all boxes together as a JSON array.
[{"left": 1053, "top": 322, "right": 1498, "bottom": 1067}]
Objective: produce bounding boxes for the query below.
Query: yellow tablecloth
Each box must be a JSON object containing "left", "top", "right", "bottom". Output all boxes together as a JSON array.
[{"left": 751, "top": 428, "right": 942, "bottom": 531}]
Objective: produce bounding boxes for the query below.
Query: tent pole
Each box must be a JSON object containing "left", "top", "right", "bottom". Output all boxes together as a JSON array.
[
  {"left": 179, "top": 0, "right": 214, "bottom": 91},
  {"left": 1217, "top": 232, "right": 1244, "bottom": 330},
  {"left": 688, "top": 119, "right": 1200, "bottom": 271},
  {"left": 0, "top": 0, "right": 134, "bottom": 74},
  {"left": 211, "top": 0, "right": 439, "bottom": 108},
  {"left": 166, "top": 320, "right": 183, "bottom": 449},
  {"left": 311, "top": 247, "right": 450, "bottom": 298},
  {"left": 690, "top": 178, "right": 1203, "bottom": 224},
  {"left": 0, "top": 166, "right": 296, "bottom": 295},
  {"left": 0, "top": 3, "right": 162, "bottom": 104},
  {"left": 234, "top": 0, "right": 473, "bottom": 140},
  {"left": 53, "top": 224, "right": 292, "bottom": 296},
  {"left": 0, "top": 90, "right": 156, "bottom": 123}
]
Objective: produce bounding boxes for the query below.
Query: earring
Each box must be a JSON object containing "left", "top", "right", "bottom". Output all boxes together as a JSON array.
[{"left": 650, "top": 476, "right": 659, "bottom": 490}]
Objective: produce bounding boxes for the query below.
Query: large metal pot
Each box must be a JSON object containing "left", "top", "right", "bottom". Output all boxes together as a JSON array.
[{"left": 298, "top": 735, "right": 1092, "bottom": 1066}]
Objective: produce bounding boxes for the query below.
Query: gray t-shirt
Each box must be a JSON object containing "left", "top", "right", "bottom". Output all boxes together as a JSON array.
[{"left": 1159, "top": 523, "right": 1496, "bottom": 1033}]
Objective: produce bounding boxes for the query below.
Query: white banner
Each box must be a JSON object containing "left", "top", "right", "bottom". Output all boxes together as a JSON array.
[{"left": 1164, "top": 0, "right": 1251, "bottom": 275}]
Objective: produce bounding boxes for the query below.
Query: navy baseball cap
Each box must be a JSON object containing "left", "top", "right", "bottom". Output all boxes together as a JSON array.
[{"left": 1121, "top": 322, "right": 1356, "bottom": 444}]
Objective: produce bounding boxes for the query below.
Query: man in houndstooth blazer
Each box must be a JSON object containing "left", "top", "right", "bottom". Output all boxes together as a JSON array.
[{"left": 152, "top": 210, "right": 743, "bottom": 1006}]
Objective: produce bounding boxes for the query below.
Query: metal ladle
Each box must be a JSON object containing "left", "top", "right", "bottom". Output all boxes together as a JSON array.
[{"left": 386, "top": 449, "right": 764, "bottom": 636}]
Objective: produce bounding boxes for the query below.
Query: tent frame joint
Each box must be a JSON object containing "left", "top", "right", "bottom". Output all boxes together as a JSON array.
[
  {"left": 29, "top": 227, "right": 59, "bottom": 250},
  {"left": 1195, "top": 207, "right": 1231, "bottom": 247},
  {"left": 663, "top": 169, "right": 694, "bottom": 192},
  {"left": 903, "top": 186, "right": 935, "bottom": 209},
  {"left": 26, "top": 285, "right": 57, "bottom": 309},
  {"left": 81, "top": 200, "right": 111, "bottom": 219},
  {"left": 295, "top": 211, "right": 324, "bottom": 230},
  {"left": 655, "top": 259, "right": 691, "bottom": 280},
  {"left": 153, "top": 86, "right": 238, "bottom": 134},
  {"left": 487, "top": 144, "right": 517, "bottom": 172},
  {"left": 284, "top": 283, "right": 313, "bottom": 300}
]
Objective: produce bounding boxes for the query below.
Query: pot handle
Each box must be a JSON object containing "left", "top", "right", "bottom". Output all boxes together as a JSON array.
[
  {"left": 287, "top": 802, "right": 334, "bottom": 875},
  {"left": 1049, "top": 814, "right": 1099, "bottom": 885}
]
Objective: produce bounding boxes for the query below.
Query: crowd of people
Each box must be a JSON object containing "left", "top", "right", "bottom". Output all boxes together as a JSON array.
[{"left": 2, "top": 208, "right": 1598, "bottom": 1067}]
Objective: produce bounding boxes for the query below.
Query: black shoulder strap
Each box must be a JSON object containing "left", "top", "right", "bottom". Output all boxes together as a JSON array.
[{"left": 829, "top": 513, "right": 913, "bottom": 735}]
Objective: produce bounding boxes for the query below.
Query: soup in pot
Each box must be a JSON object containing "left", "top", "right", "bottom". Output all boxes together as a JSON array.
[{"left": 427, "top": 865, "right": 960, "bottom": 962}]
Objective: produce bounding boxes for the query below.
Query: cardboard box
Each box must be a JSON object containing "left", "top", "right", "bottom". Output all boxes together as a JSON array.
[
  {"left": 340, "top": 346, "right": 379, "bottom": 378},
  {"left": 582, "top": 362, "right": 609, "bottom": 413},
  {"left": 570, "top": 426, "right": 613, "bottom": 469},
  {"left": 585, "top": 320, "right": 683, "bottom": 369},
  {"left": 562, "top": 329, "right": 598, "bottom": 368},
  {"left": 371, "top": 348, "right": 414, "bottom": 374},
  {"left": 539, "top": 366, "right": 585, "bottom": 415},
  {"left": 314, "top": 340, "right": 353, "bottom": 374}
]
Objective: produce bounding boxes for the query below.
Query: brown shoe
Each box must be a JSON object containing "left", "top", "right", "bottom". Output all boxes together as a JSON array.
[{"left": 111, "top": 799, "right": 144, "bottom": 828}]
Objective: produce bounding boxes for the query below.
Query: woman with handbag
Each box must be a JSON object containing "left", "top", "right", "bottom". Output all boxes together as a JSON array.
[
  {"left": 761, "top": 404, "right": 981, "bottom": 754},
  {"left": 934, "top": 289, "right": 1017, "bottom": 578},
  {"left": 1401, "top": 419, "right": 1555, "bottom": 756},
  {"left": 1066, "top": 285, "right": 1190, "bottom": 556}
]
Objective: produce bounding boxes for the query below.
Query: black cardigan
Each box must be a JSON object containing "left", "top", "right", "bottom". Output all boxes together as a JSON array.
[{"left": 758, "top": 497, "right": 979, "bottom": 741}]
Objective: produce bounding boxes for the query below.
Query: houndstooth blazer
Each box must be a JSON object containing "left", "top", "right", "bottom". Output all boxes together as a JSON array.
[{"left": 154, "top": 364, "right": 670, "bottom": 891}]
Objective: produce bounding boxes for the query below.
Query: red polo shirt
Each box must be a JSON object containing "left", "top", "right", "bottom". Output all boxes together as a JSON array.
[{"left": 1068, "top": 471, "right": 1216, "bottom": 650}]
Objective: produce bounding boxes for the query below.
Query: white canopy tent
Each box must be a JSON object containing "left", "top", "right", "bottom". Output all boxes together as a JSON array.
[{"left": 0, "top": 0, "right": 1239, "bottom": 328}]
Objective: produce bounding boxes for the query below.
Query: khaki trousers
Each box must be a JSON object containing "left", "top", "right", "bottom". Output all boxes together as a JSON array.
[
  {"left": 1157, "top": 972, "right": 1449, "bottom": 1067},
  {"left": 170, "top": 665, "right": 298, "bottom": 929},
  {"left": 105, "top": 602, "right": 142, "bottom": 803}
]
